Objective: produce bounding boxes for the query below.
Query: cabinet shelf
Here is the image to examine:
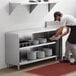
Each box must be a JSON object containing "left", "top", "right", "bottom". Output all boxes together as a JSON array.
[
  {"left": 10, "top": 1, "right": 57, "bottom": 5},
  {"left": 9, "top": 1, "right": 57, "bottom": 14},
  {"left": 20, "top": 55, "right": 57, "bottom": 65},
  {"left": 20, "top": 41, "right": 56, "bottom": 50}
]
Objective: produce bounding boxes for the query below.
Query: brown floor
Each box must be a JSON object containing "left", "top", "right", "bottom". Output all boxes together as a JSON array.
[
  {"left": 0, "top": 60, "right": 59, "bottom": 76},
  {"left": 0, "top": 60, "right": 76, "bottom": 76}
]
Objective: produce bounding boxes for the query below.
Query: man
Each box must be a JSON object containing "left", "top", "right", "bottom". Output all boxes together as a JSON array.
[{"left": 50, "top": 11, "right": 76, "bottom": 64}]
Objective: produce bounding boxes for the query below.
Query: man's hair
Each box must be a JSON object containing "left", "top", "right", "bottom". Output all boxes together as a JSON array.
[{"left": 54, "top": 11, "right": 62, "bottom": 21}]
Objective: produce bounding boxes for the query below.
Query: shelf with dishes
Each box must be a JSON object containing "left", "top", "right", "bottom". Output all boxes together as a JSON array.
[
  {"left": 20, "top": 43, "right": 57, "bottom": 64},
  {"left": 9, "top": 0, "right": 57, "bottom": 14},
  {"left": 19, "top": 37, "right": 56, "bottom": 49},
  {"left": 19, "top": 31, "right": 57, "bottom": 63},
  {"left": 19, "top": 31, "right": 56, "bottom": 49},
  {"left": 20, "top": 41, "right": 56, "bottom": 49},
  {"left": 20, "top": 55, "right": 57, "bottom": 65}
]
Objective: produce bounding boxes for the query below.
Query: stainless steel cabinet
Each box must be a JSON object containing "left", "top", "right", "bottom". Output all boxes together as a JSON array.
[{"left": 5, "top": 27, "right": 62, "bottom": 70}]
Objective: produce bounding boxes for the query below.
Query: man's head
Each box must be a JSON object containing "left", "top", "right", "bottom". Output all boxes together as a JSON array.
[{"left": 54, "top": 11, "right": 63, "bottom": 21}]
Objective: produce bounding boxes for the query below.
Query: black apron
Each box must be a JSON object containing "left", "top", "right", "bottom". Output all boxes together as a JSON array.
[{"left": 67, "top": 26, "right": 76, "bottom": 44}]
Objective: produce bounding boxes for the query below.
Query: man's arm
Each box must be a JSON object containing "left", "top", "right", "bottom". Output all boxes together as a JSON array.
[
  {"left": 50, "top": 26, "right": 70, "bottom": 40},
  {"left": 49, "top": 26, "right": 64, "bottom": 40},
  {"left": 60, "top": 26, "right": 70, "bottom": 37},
  {"left": 54, "top": 26, "right": 64, "bottom": 37},
  {"left": 54, "top": 26, "right": 70, "bottom": 37}
]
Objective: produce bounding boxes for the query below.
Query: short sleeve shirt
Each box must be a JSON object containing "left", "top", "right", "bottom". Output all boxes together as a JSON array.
[
  {"left": 61, "top": 15, "right": 76, "bottom": 44},
  {"left": 61, "top": 15, "right": 76, "bottom": 26}
]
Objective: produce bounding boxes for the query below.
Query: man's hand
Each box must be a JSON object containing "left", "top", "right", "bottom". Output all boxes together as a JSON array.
[
  {"left": 49, "top": 35, "right": 56, "bottom": 40},
  {"left": 55, "top": 35, "right": 62, "bottom": 40},
  {"left": 49, "top": 35, "right": 62, "bottom": 41}
]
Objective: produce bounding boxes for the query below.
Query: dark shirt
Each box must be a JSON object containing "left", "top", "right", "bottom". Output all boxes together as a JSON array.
[{"left": 67, "top": 26, "right": 76, "bottom": 44}]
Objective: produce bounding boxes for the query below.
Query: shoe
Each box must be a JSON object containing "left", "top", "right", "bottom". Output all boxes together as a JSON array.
[
  {"left": 70, "top": 61, "right": 76, "bottom": 65},
  {"left": 60, "top": 60, "right": 70, "bottom": 63}
]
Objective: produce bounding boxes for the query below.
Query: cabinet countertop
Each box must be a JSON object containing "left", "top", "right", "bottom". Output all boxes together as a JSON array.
[{"left": 6, "top": 27, "right": 59, "bottom": 37}]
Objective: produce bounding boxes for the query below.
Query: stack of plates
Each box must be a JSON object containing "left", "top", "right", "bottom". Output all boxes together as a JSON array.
[
  {"left": 27, "top": 50, "right": 46, "bottom": 60},
  {"left": 27, "top": 51, "right": 37, "bottom": 60},
  {"left": 38, "top": 38, "right": 47, "bottom": 44},
  {"left": 32, "top": 40, "right": 39, "bottom": 45},
  {"left": 37, "top": 51, "right": 45, "bottom": 59},
  {"left": 43, "top": 48, "right": 52, "bottom": 57},
  {"left": 29, "top": 0, "right": 38, "bottom": 2}
]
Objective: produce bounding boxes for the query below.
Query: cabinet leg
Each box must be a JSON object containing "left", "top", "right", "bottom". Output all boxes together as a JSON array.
[
  {"left": 61, "top": 56, "right": 63, "bottom": 61},
  {"left": 17, "top": 65, "right": 20, "bottom": 70},
  {"left": 7, "top": 64, "right": 13, "bottom": 68},
  {"left": 7, "top": 64, "right": 10, "bottom": 68},
  {"left": 55, "top": 57, "right": 58, "bottom": 61}
]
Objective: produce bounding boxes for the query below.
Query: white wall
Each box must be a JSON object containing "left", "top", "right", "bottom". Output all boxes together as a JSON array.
[{"left": 0, "top": 0, "right": 76, "bottom": 69}]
